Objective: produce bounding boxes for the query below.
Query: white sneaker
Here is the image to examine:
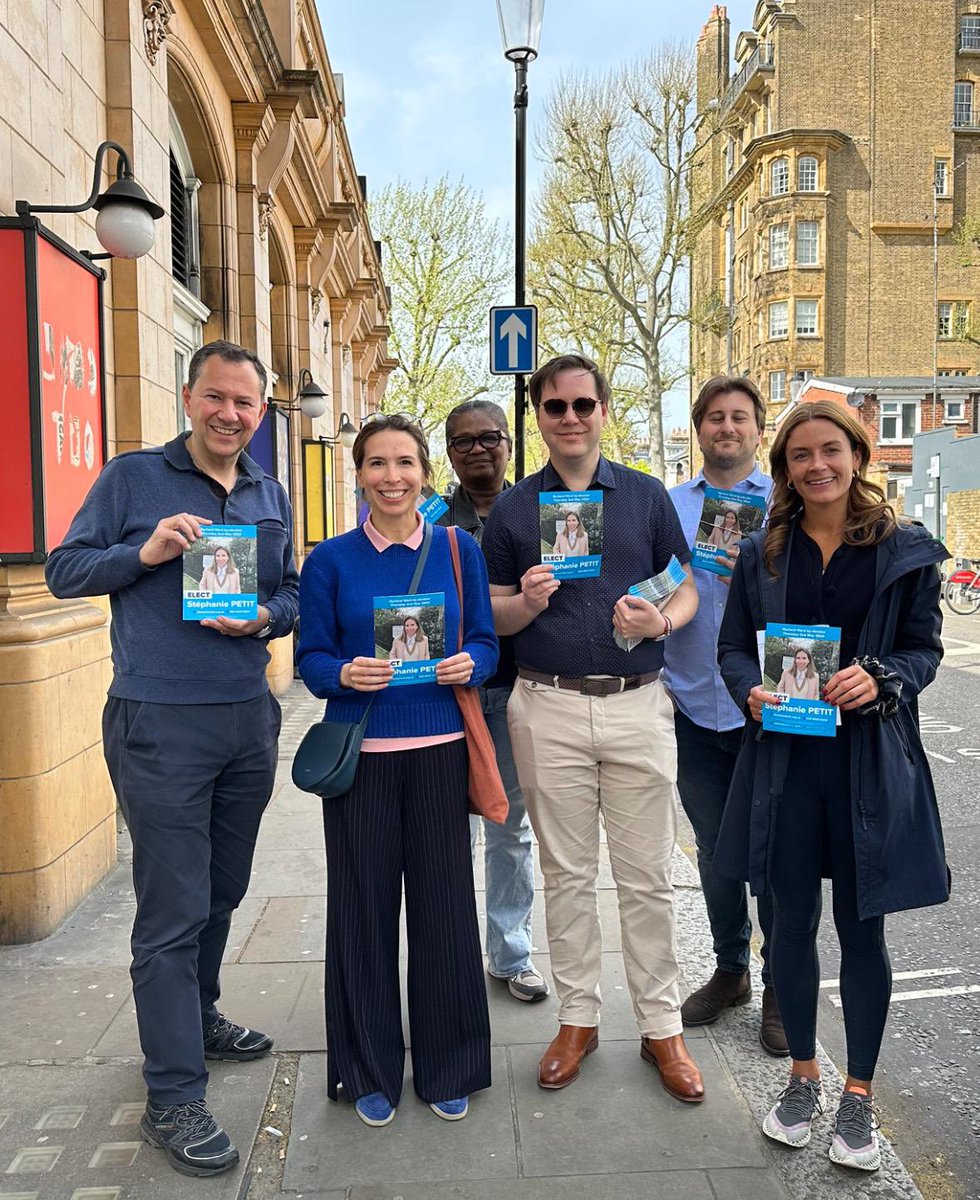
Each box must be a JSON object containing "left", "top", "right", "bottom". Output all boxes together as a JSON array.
[
  {"left": 491, "top": 965, "right": 550, "bottom": 1003},
  {"left": 762, "top": 1074, "right": 825, "bottom": 1148}
]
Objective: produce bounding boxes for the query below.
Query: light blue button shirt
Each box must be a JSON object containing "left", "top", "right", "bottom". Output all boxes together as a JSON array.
[{"left": 662, "top": 466, "right": 772, "bottom": 732}]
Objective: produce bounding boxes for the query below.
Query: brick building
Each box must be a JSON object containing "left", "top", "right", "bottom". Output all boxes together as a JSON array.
[
  {"left": 776, "top": 375, "right": 980, "bottom": 499},
  {"left": 690, "top": 0, "right": 980, "bottom": 486}
]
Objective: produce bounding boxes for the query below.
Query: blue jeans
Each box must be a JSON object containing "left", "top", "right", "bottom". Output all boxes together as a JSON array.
[
  {"left": 469, "top": 685, "right": 535, "bottom": 978},
  {"left": 674, "top": 709, "right": 773, "bottom": 986}
]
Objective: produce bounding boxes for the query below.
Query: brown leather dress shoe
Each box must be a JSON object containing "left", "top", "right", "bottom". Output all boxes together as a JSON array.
[
  {"left": 538, "top": 1024, "right": 599, "bottom": 1090},
  {"left": 640, "top": 1034, "right": 705, "bottom": 1103}
]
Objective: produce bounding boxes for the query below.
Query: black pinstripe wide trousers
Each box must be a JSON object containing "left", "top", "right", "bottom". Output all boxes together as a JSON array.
[{"left": 321, "top": 738, "right": 492, "bottom": 1106}]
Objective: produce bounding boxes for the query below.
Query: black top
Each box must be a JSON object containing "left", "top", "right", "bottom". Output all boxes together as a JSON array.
[
  {"left": 786, "top": 525, "right": 877, "bottom": 667},
  {"left": 481, "top": 457, "right": 691, "bottom": 677}
]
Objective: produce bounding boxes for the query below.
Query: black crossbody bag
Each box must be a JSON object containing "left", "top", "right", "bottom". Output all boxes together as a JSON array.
[{"left": 291, "top": 521, "right": 434, "bottom": 798}]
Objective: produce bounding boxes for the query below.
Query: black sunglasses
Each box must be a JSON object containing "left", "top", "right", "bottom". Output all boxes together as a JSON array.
[
  {"left": 447, "top": 430, "right": 511, "bottom": 453},
  {"left": 537, "top": 397, "right": 599, "bottom": 419}
]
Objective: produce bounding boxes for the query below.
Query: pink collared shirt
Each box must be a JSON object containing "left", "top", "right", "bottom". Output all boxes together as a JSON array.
[{"left": 359, "top": 509, "right": 465, "bottom": 754}]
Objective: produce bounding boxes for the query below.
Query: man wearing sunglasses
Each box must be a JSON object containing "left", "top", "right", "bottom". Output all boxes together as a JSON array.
[
  {"left": 481, "top": 354, "right": 704, "bottom": 1104},
  {"left": 437, "top": 400, "right": 549, "bottom": 1006}
]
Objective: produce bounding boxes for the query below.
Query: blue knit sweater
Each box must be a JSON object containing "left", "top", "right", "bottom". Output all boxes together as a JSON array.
[{"left": 297, "top": 524, "right": 498, "bottom": 738}]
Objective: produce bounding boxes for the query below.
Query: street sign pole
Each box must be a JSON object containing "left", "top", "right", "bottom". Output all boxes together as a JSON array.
[{"left": 513, "top": 57, "right": 528, "bottom": 480}]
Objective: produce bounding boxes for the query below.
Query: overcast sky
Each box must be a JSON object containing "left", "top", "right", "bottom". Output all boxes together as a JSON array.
[{"left": 316, "top": 0, "right": 759, "bottom": 428}]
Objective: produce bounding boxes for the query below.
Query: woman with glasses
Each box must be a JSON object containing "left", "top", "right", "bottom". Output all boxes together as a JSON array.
[
  {"left": 297, "top": 413, "right": 499, "bottom": 1129},
  {"left": 716, "top": 401, "right": 949, "bottom": 1173}
]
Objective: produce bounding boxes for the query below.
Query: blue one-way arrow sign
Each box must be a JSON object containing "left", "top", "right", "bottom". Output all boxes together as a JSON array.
[{"left": 490, "top": 305, "right": 537, "bottom": 375}]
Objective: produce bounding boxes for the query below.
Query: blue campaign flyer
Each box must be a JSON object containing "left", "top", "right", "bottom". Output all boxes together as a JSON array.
[
  {"left": 539, "top": 490, "right": 603, "bottom": 579},
  {"left": 418, "top": 493, "right": 449, "bottom": 523},
  {"left": 182, "top": 525, "right": 258, "bottom": 620},
  {"left": 374, "top": 591, "right": 446, "bottom": 685},
  {"left": 760, "top": 622, "right": 841, "bottom": 737},
  {"left": 691, "top": 486, "right": 767, "bottom": 576}
]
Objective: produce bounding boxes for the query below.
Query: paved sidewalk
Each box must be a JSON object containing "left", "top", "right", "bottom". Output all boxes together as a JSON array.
[{"left": 0, "top": 683, "right": 923, "bottom": 1199}]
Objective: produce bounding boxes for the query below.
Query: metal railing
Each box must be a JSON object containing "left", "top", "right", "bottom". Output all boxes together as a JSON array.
[
  {"left": 722, "top": 42, "right": 774, "bottom": 112},
  {"left": 954, "top": 102, "right": 976, "bottom": 128}
]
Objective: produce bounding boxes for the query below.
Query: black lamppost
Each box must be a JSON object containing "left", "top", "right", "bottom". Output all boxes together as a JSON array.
[
  {"left": 496, "top": 0, "right": 544, "bottom": 480},
  {"left": 273, "top": 369, "right": 357, "bottom": 446},
  {"left": 16, "top": 140, "right": 164, "bottom": 259}
]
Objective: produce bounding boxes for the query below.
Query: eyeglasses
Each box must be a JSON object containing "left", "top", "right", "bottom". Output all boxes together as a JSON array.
[
  {"left": 537, "top": 397, "right": 599, "bottom": 419},
  {"left": 447, "top": 430, "right": 511, "bottom": 453}
]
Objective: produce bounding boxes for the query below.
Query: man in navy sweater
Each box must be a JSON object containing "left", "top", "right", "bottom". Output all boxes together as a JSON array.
[{"left": 46, "top": 341, "right": 299, "bottom": 1178}]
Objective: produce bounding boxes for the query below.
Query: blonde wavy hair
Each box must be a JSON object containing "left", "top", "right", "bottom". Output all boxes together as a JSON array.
[{"left": 764, "top": 401, "right": 897, "bottom": 576}]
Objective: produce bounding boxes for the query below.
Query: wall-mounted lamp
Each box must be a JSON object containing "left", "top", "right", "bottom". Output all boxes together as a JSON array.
[
  {"left": 321, "top": 412, "right": 358, "bottom": 449},
  {"left": 272, "top": 367, "right": 330, "bottom": 419},
  {"left": 16, "top": 140, "right": 165, "bottom": 259}
]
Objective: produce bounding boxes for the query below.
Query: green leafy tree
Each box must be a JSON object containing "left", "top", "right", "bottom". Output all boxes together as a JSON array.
[{"left": 370, "top": 178, "right": 511, "bottom": 465}]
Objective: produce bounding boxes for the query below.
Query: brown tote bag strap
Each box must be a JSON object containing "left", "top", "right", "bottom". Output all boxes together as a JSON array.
[{"left": 447, "top": 525, "right": 465, "bottom": 653}]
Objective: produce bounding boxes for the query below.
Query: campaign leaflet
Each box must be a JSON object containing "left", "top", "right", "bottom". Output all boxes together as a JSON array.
[
  {"left": 539, "top": 490, "right": 603, "bottom": 579},
  {"left": 761, "top": 622, "right": 841, "bottom": 737},
  {"left": 691, "top": 486, "right": 767, "bottom": 576},
  {"left": 615, "top": 555, "right": 687, "bottom": 652},
  {"left": 417, "top": 493, "right": 449, "bottom": 523},
  {"left": 373, "top": 592, "right": 446, "bottom": 685},
  {"left": 182, "top": 525, "right": 258, "bottom": 620}
]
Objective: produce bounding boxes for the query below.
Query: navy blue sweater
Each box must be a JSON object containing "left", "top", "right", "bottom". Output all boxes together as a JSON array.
[
  {"left": 45, "top": 435, "right": 299, "bottom": 703},
  {"left": 296, "top": 523, "right": 498, "bottom": 738}
]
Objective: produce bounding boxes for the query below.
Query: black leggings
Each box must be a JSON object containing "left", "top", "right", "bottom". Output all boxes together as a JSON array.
[{"left": 769, "top": 726, "right": 892, "bottom": 1080}]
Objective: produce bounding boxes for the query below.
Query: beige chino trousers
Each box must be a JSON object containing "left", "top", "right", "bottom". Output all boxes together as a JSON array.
[{"left": 507, "top": 676, "right": 683, "bottom": 1039}]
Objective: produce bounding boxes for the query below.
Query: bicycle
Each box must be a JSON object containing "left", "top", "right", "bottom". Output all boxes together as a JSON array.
[{"left": 943, "top": 558, "right": 980, "bottom": 615}]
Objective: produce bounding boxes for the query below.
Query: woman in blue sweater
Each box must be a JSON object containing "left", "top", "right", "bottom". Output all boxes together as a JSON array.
[{"left": 297, "top": 414, "right": 498, "bottom": 1128}]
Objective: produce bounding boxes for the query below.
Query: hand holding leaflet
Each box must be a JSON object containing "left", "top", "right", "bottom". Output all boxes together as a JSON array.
[{"left": 614, "top": 555, "right": 686, "bottom": 651}]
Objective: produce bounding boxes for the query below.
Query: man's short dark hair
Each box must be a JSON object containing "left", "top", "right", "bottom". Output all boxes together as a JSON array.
[
  {"left": 691, "top": 375, "right": 766, "bottom": 434},
  {"left": 445, "top": 399, "right": 510, "bottom": 441},
  {"left": 187, "top": 340, "right": 268, "bottom": 397},
  {"left": 529, "top": 354, "right": 611, "bottom": 410}
]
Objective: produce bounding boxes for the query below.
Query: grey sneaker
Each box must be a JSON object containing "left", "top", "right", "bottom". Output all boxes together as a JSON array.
[
  {"left": 491, "top": 965, "right": 550, "bottom": 1002},
  {"left": 828, "top": 1088, "right": 881, "bottom": 1171},
  {"left": 762, "top": 1074, "right": 826, "bottom": 1148}
]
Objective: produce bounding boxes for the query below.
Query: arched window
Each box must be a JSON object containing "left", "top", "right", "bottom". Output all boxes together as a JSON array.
[
  {"left": 770, "top": 157, "right": 789, "bottom": 195},
  {"left": 169, "top": 106, "right": 210, "bottom": 431},
  {"left": 797, "top": 155, "right": 818, "bottom": 191}
]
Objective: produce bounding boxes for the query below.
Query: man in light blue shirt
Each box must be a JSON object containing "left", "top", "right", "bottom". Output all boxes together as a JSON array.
[{"left": 663, "top": 375, "right": 787, "bottom": 1057}]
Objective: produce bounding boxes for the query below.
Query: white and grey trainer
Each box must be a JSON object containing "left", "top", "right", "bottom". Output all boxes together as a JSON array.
[
  {"left": 828, "top": 1087, "right": 881, "bottom": 1171},
  {"left": 762, "top": 1073, "right": 826, "bottom": 1148},
  {"left": 491, "top": 965, "right": 550, "bottom": 1003}
]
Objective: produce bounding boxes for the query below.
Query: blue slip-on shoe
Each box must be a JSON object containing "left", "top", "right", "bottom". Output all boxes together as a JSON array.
[
  {"left": 355, "top": 1092, "right": 395, "bottom": 1127},
  {"left": 429, "top": 1097, "right": 469, "bottom": 1121},
  {"left": 140, "top": 1099, "right": 239, "bottom": 1177}
]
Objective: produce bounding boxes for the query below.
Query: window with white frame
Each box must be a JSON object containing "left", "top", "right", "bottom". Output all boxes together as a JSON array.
[
  {"left": 769, "top": 370, "right": 786, "bottom": 403},
  {"left": 879, "top": 398, "right": 919, "bottom": 443},
  {"left": 938, "top": 368, "right": 969, "bottom": 375},
  {"left": 797, "top": 156, "right": 818, "bottom": 192},
  {"left": 769, "top": 300, "right": 789, "bottom": 339},
  {"left": 738, "top": 197, "right": 747, "bottom": 232},
  {"left": 961, "top": 14, "right": 980, "bottom": 50},
  {"left": 935, "top": 158, "right": 950, "bottom": 196},
  {"left": 770, "top": 157, "right": 789, "bottom": 195},
  {"left": 954, "top": 80, "right": 974, "bottom": 126},
  {"left": 796, "top": 220, "right": 819, "bottom": 265},
  {"left": 944, "top": 397, "right": 966, "bottom": 422},
  {"left": 938, "top": 301, "right": 970, "bottom": 338},
  {"left": 769, "top": 223, "right": 789, "bottom": 268},
  {"left": 796, "top": 298, "right": 819, "bottom": 336}
]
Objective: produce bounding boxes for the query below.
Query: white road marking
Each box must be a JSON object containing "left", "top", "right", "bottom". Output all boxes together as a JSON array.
[
  {"left": 926, "top": 749, "right": 956, "bottom": 763},
  {"left": 827, "top": 981, "right": 980, "bottom": 1009},
  {"left": 820, "top": 968, "right": 960, "bottom": 989}
]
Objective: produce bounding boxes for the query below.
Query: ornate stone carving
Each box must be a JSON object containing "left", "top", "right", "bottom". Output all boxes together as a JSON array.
[
  {"left": 257, "top": 193, "right": 275, "bottom": 240},
  {"left": 310, "top": 288, "right": 323, "bottom": 319},
  {"left": 141, "top": 0, "right": 174, "bottom": 66}
]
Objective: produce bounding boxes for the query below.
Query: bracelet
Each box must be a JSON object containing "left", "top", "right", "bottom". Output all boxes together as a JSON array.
[
  {"left": 851, "top": 655, "right": 902, "bottom": 718},
  {"left": 653, "top": 612, "right": 672, "bottom": 642}
]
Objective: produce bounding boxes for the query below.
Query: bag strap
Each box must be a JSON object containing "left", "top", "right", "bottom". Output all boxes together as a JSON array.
[
  {"left": 447, "top": 526, "right": 464, "bottom": 653},
  {"left": 354, "top": 519, "right": 435, "bottom": 734}
]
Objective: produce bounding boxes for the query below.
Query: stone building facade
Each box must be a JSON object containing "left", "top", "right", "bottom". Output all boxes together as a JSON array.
[
  {"left": 691, "top": 0, "right": 980, "bottom": 488},
  {"left": 0, "top": 0, "right": 393, "bottom": 941}
]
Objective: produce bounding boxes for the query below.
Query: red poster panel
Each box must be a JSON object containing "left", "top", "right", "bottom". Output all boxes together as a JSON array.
[
  {"left": 36, "top": 235, "right": 106, "bottom": 550},
  {"left": 0, "top": 229, "right": 36, "bottom": 555}
]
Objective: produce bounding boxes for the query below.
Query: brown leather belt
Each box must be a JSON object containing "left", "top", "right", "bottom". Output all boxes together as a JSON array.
[{"left": 517, "top": 668, "right": 661, "bottom": 697}]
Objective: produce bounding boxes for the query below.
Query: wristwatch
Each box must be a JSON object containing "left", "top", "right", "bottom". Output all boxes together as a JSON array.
[{"left": 255, "top": 618, "right": 273, "bottom": 638}]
